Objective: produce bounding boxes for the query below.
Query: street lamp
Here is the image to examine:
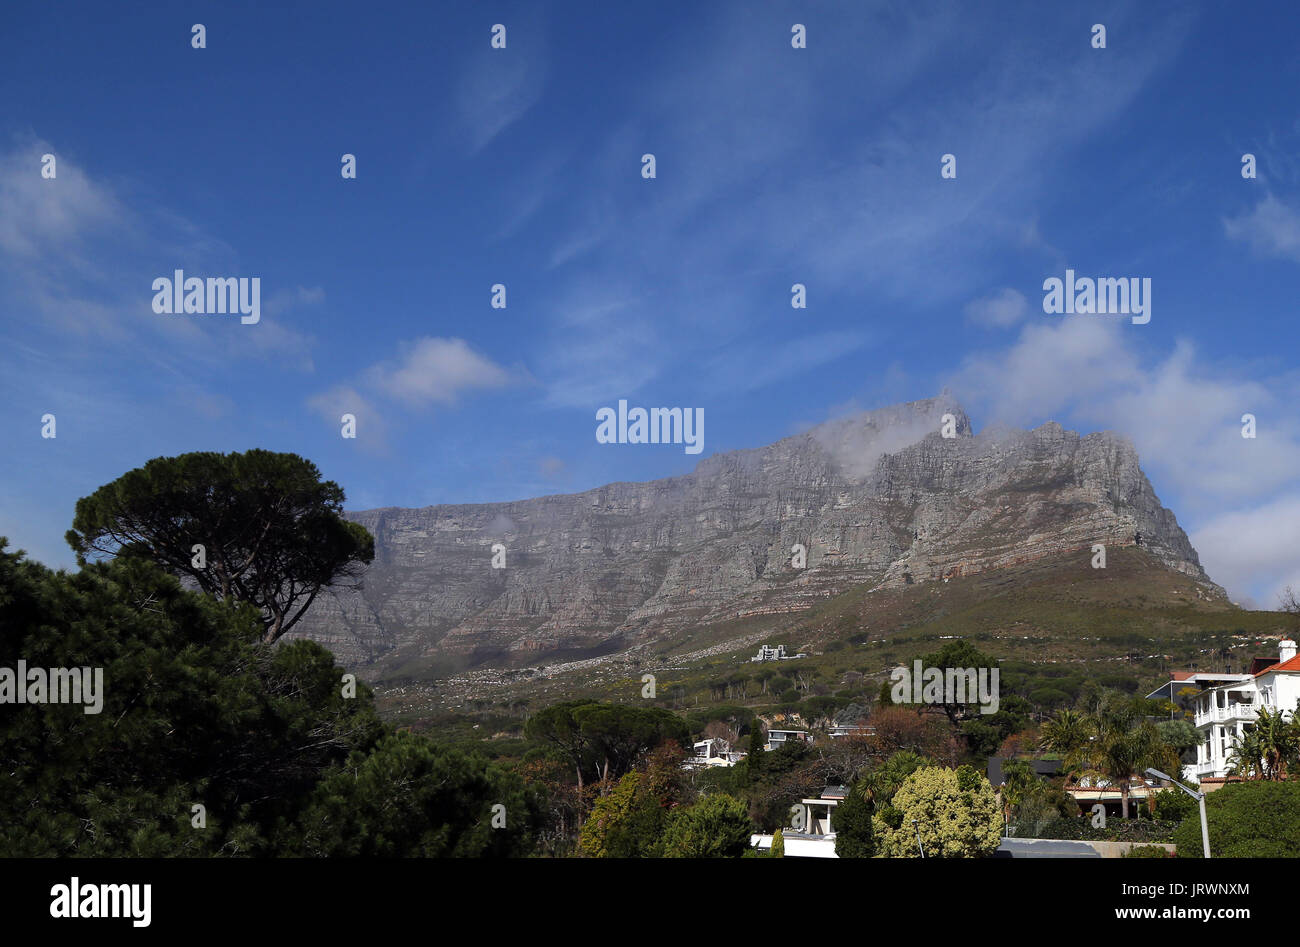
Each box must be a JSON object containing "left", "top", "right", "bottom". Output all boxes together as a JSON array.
[{"left": 1145, "top": 767, "right": 1210, "bottom": 859}]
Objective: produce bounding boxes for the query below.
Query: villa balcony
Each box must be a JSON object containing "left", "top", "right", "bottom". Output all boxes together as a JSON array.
[{"left": 1193, "top": 703, "right": 1258, "bottom": 726}]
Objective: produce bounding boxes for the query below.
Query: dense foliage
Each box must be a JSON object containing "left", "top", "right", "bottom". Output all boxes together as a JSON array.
[
  {"left": 0, "top": 541, "right": 382, "bottom": 855},
  {"left": 872, "top": 765, "right": 1002, "bottom": 858},
  {"left": 1173, "top": 781, "right": 1300, "bottom": 858},
  {"left": 65, "top": 450, "right": 374, "bottom": 643}
]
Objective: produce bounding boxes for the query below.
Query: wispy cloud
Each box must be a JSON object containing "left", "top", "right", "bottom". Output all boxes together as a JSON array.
[
  {"left": 1191, "top": 497, "right": 1300, "bottom": 610},
  {"left": 369, "top": 337, "right": 518, "bottom": 406},
  {"left": 1223, "top": 194, "right": 1300, "bottom": 262},
  {"left": 964, "top": 288, "right": 1029, "bottom": 328},
  {"left": 951, "top": 315, "right": 1300, "bottom": 603},
  {"left": 528, "top": 0, "right": 1192, "bottom": 412},
  {"left": 455, "top": 20, "right": 548, "bottom": 154},
  {"left": 307, "top": 337, "right": 522, "bottom": 453},
  {"left": 704, "top": 330, "right": 873, "bottom": 396},
  {"left": 0, "top": 136, "right": 317, "bottom": 368},
  {"left": 306, "top": 384, "right": 390, "bottom": 454}
]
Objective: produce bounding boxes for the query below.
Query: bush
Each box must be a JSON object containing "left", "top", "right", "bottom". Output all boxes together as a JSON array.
[
  {"left": 874, "top": 767, "right": 1001, "bottom": 858},
  {"left": 1151, "top": 788, "right": 1196, "bottom": 823},
  {"left": 1033, "top": 817, "right": 1179, "bottom": 844},
  {"left": 1173, "top": 781, "right": 1300, "bottom": 858},
  {"left": 293, "top": 731, "right": 542, "bottom": 857},
  {"left": 661, "top": 794, "right": 753, "bottom": 858}
]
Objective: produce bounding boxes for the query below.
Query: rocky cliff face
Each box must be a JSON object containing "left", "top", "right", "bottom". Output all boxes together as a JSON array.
[{"left": 289, "top": 395, "right": 1223, "bottom": 668}]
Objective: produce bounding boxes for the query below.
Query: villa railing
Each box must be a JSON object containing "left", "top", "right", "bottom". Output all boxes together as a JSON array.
[{"left": 1193, "top": 703, "right": 1258, "bottom": 725}]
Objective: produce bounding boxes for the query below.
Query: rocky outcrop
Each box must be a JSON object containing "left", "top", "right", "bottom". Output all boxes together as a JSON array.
[{"left": 288, "top": 395, "right": 1223, "bottom": 668}]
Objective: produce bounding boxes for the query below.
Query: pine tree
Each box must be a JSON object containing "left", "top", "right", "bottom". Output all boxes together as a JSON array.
[{"left": 833, "top": 781, "right": 874, "bottom": 857}]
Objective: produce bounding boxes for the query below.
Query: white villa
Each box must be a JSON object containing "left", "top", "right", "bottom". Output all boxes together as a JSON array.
[
  {"left": 751, "top": 786, "right": 846, "bottom": 858},
  {"left": 1152, "top": 639, "right": 1300, "bottom": 783},
  {"left": 750, "top": 644, "right": 808, "bottom": 663},
  {"left": 682, "top": 737, "right": 744, "bottom": 770},
  {"left": 764, "top": 729, "right": 811, "bottom": 752}
]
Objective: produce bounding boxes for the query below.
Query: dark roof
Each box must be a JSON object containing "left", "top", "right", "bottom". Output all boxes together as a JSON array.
[{"left": 986, "top": 757, "right": 1063, "bottom": 786}]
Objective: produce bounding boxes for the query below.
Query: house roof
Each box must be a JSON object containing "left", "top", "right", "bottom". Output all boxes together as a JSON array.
[
  {"left": 1257, "top": 654, "right": 1300, "bottom": 677},
  {"left": 986, "top": 757, "right": 1063, "bottom": 786}
]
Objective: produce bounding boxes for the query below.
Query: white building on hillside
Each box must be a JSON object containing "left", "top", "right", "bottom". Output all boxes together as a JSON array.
[
  {"left": 765, "top": 729, "right": 811, "bottom": 752},
  {"left": 751, "top": 644, "right": 808, "bottom": 662},
  {"left": 682, "top": 737, "right": 744, "bottom": 770},
  {"left": 1186, "top": 639, "right": 1300, "bottom": 782},
  {"left": 751, "top": 786, "right": 846, "bottom": 858}
]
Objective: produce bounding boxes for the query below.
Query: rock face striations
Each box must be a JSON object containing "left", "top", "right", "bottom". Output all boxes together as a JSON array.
[{"left": 289, "top": 395, "right": 1223, "bottom": 669}]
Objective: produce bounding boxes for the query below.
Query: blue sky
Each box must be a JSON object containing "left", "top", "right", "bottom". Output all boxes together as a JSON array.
[{"left": 2, "top": 0, "right": 1298, "bottom": 607}]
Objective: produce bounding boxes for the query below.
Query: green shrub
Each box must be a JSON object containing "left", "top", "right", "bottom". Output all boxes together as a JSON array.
[
  {"left": 1151, "top": 788, "right": 1196, "bottom": 823},
  {"left": 1173, "top": 781, "right": 1300, "bottom": 858},
  {"left": 661, "top": 794, "right": 753, "bottom": 858},
  {"left": 874, "top": 767, "right": 1001, "bottom": 858},
  {"left": 1033, "top": 817, "right": 1179, "bottom": 843}
]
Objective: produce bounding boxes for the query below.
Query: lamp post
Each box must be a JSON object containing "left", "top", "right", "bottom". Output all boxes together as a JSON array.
[{"left": 1145, "top": 767, "right": 1210, "bottom": 858}]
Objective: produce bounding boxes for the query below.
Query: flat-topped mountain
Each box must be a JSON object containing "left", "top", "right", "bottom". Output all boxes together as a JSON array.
[{"left": 289, "top": 395, "right": 1223, "bottom": 671}]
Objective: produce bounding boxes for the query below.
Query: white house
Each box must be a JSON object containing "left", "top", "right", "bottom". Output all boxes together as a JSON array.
[
  {"left": 1184, "top": 639, "right": 1300, "bottom": 782},
  {"left": 750, "top": 786, "right": 846, "bottom": 857},
  {"left": 828, "top": 723, "right": 875, "bottom": 739},
  {"left": 682, "top": 737, "right": 744, "bottom": 770},
  {"left": 750, "top": 644, "right": 808, "bottom": 663},
  {"left": 764, "top": 729, "right": 811, "bottom": 752}
]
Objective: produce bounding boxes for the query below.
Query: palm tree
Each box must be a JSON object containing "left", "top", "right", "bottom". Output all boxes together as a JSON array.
[
  {"left": 1228, "top": 707, "right": 1300, "bottom": 781},
  {"left": 1040, "top": 709, "right": 1090, "bottom": 779},
  {"left": 999, "top": 758, "right": 1043, "bottom": 833},
  {"left": 1044, "top": 698, "right": 1179, "bottom": 819}
]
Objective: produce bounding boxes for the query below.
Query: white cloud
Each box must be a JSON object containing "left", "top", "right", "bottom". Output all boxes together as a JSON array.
[
  {"left": 369, "top": 337, "right": 516, "bottom": 407},
  {"left": 964, "top": 288, "right": 1029, "bottom": 328},
  {"left": 526, "top": 1, "right": 1191, "bottom": 411},
  {"left": 455, "top": 24, "right": 547, "bottom": 154},
  {"left": 954, "top": 318, "right": 1300, "bottom": 503},
  {"left": 307, "top": 338, "right": 519, "bottom": 453},
  {"left": 306, "top": 384, "right": 389, "bottom": 453},
  {"left": 1192, "top": 497, "right": 1300, "bottom": 609},
  {"left": 1223, "top": 194, "right": 1300, "bottom": 262},
  {"left": 0, "top": 137, "right": 317, "bottom": 370},
  {"left": 0, "top": 139, "right": 121, "bottom": 258},
  {"left": 952, "top": 316, "right": 1300, "bottom": 603}
]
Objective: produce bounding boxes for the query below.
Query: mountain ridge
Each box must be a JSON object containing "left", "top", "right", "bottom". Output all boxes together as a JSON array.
[{"left": 290, "top": 395, "right": 1224, "bottom": 671}]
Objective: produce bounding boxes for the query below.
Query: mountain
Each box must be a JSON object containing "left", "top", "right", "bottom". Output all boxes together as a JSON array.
[{"left": 288, "top": 395, "right": 1224, "bottom": 673}]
